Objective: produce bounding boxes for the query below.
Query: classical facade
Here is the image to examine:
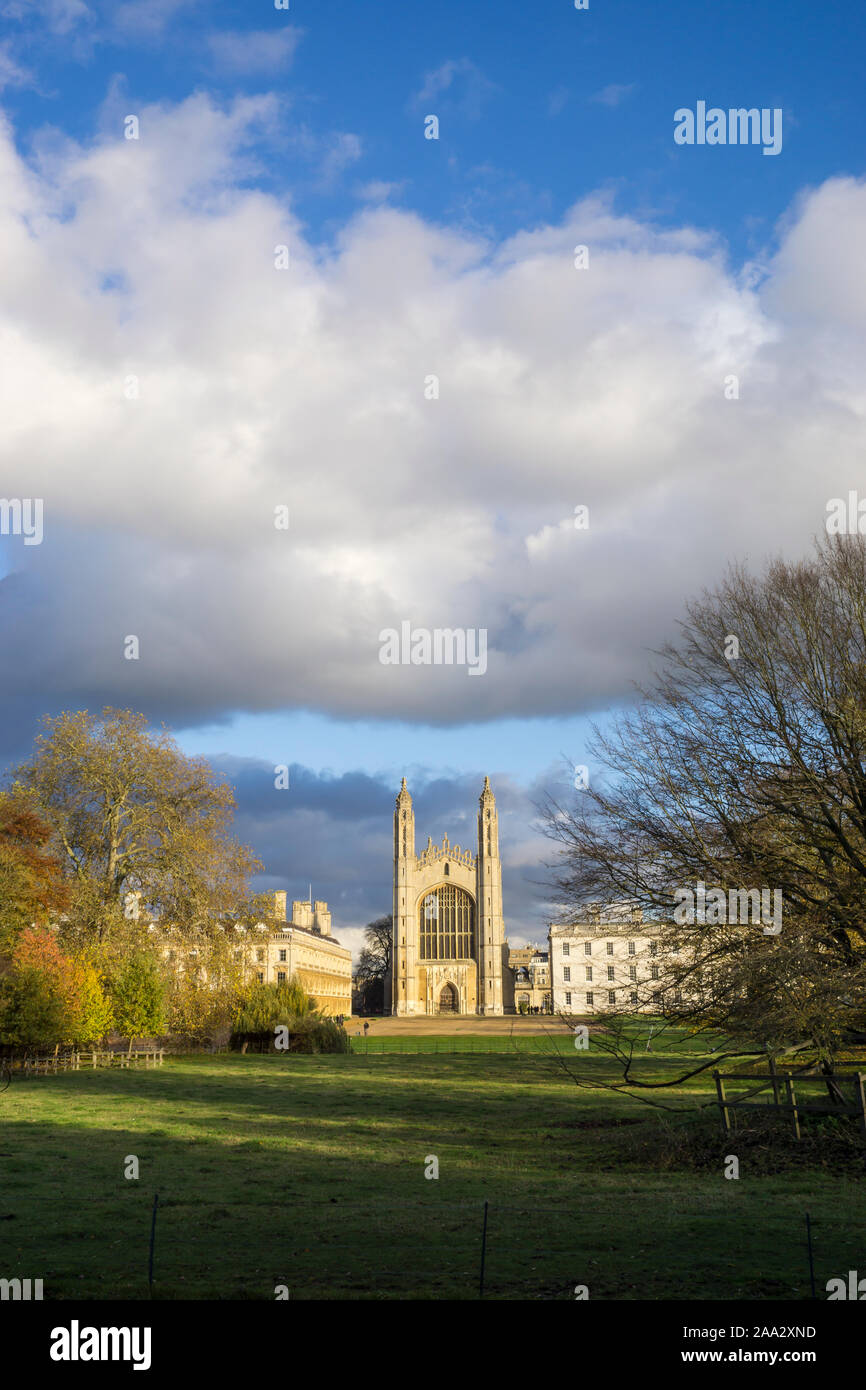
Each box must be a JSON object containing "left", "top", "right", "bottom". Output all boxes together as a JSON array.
[
  {"left": 508, "top": 945, "right": 551, "bottom": 1012},
  {"left": 142, "top": 892, "right": 352, "bottom": 1018},
  {"left": 549, "top": 907, "right": 679, "bottom": 1015},
  {"left": 386, "top": 777, "right": 511, "bottom": 1016},
  {"left": 248, "top": 895, "right": 353, "bottom": 1017}
]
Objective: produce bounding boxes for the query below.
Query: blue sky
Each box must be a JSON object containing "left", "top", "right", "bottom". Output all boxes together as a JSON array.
[
  {"left": 1, "top": 0, "right": 864, "bottom": 952},
  {"left": 6, "top": 0, "right": 863, "bottom": 259}
]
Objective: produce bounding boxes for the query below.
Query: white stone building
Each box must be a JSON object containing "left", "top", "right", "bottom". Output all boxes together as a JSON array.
[
  {"left": 549, "top": 907, "right": 682, "bottom": 1015},
  {"left": 246, "top": 895, "right": 352, "bottom": 1016}
]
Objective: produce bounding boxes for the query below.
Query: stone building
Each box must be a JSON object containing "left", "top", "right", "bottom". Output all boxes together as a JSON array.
[
  {"left": 386, "top": 777, "right": 511, "bottom": 1016},
  {"left": 548, "top": 906, "right": 679, "bottom": 1015},
  {"left": 143, "top": 892, "right": 352, "bottom": 1018},
  {"left": 508, "top": 945, "right": 551, "bottom": 1013},
  {"left": 246, "top": 894, "right": 353, "bottom": 1017}
]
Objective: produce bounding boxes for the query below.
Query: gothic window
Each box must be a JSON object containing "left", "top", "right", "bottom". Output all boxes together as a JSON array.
[
  {"left": 419, "top": 884, "right": 475, "bottom": 960},
  {"left": 444, "top": 862, "right": 449, "bottom": 875}
]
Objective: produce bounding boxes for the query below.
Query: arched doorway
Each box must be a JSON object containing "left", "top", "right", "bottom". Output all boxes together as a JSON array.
[{"left": 439, "top": 983, "right": 458, "bottom": 1013}]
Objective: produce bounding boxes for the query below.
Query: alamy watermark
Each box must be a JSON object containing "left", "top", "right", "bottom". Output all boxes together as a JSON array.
[
  {"left": 0, "top": 1277, "right": 43, "bottom": 1300},
  {"left": 379, "top": 623, "right": 487, "bottom": 676},
  {"left": 0, "top": 498, "right": 43, "bottom": 545},
  {"left": 826, "top": 1270, "right": 866, "bottom": 1299},
  {"left": 673, "top": 882, "right": 782, "bottom": 934},
  {"left": 826, "top": 492, "right": 866, "bottom": 534},
  {"left": 674, "top": 103, "right": 782, "bottom": 156},
  {"left": 49, "top": 1322, "right": 151, "bottom": 1370}
]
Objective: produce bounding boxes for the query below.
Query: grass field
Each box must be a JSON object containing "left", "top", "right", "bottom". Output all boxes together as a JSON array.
[{"left": 1, "top": 1031, "right": 864, "bottom": 1300}]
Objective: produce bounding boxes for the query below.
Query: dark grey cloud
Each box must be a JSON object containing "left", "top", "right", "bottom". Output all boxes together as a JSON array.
[{"left": 218, "top": 758, "right": 560, "bottom": 956}]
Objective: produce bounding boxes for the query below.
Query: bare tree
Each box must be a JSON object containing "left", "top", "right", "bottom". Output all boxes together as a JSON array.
[
  {"left": 541, "top": 535, "right": 866, "bottom": 1087},
  {"left": 353, "top": 914, "right": 392, "bottom": 1014}
]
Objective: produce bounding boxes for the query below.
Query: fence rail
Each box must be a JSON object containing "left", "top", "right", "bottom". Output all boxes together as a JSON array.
[
  {"left": 713, "top": 1063, "right": 866, "bottom": 1140},
  {"left": 9, "top": 1049, "right": 165, "bottom": 1076}
]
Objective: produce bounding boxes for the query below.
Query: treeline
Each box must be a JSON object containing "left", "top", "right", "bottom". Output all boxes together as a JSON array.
[{"left": 0, "top": 707, "right": 346, "bottom": 1054}]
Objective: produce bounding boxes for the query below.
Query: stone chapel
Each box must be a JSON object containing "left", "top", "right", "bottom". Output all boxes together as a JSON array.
[{"left": 385, "top": 776, "right": 512, "bottom": 1016}]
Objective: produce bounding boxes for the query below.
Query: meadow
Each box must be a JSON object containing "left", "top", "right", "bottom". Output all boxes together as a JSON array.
[{"left": 1, "top": 1028, "right": 863, "bottom": 1300}]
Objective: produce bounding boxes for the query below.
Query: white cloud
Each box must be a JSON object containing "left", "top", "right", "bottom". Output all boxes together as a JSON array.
[
  {"left": 111, "top": 0, "right": 198, "bottom": 39},
  {"left": 208, "top": 28, "right": 301, "bottom": 76},
  {"left": 0, "top": 95, "right": 864, "bottom": 736},
  {"left": 317, "top": 131, "right": 362, "bottom": 188},
  {"left": 590, "top": 83, "right": 636, "bottom": 108},
  {"left": 0, "top": 40, "right": 33, "bottom": 89},
  {"left": 1, "top": 0, "right": 92, "bottom": 32},
  {"left": 410, "top": 57, "right": 498, "bottom": 120},
  {"left": 547, "top": 86, "right": 569, "bottom": 117},
  {"left": 355, "top": 178, "right": 404, "bottom": 204}
]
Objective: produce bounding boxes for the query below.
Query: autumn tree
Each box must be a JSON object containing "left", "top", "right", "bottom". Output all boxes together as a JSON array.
[
  {"left": 110, "top": 950, "right": 167, "bottom": 1054},
  {"left": 0, "top": 927, "right": 112, "bottom": 1050},
  {"left": 9, "top": 708, "right": 262, "bottom": 942},
  {"left": 166, "top": 929, "right": 247, "bottom": 1046},
  {"left": 542, "top": 534, "right": 866, "bottom": 1081},
  {"left": 0, "top": 794, "right": 68, "bottom": 955}
]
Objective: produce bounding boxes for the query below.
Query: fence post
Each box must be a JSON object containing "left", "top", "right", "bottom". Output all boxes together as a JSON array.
[
  {"left": 479, "top": 1199, "right": 489, "bottom": 1299},
  {"left": 855, "top": 1074, "right": 866, "bottom": 1144},
  {"left": 805, "top": 1212, "right": 816, "bottom": 1299},
  {"left": 148, "top": 1192, "right": 159, "bottom": 1292},
  {"left": 713, "top": 1070, "right": 731, "bottom": 1133},
  {"left": 768, "top": 1055, "right": 779, "bottom": 1108},
  {"left": 785, "top": 1073, "right": 801, "bottom": 1140}
]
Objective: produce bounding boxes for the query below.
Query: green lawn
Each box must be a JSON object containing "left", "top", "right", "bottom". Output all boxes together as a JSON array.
[{"left": 0, "top": 1039, "right": 863, "bottom": 1300}]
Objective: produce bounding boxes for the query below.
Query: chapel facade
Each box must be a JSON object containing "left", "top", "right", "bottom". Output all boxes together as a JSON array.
[{"left": 385, "top": 776, "right": 511, "bottom": 1016}]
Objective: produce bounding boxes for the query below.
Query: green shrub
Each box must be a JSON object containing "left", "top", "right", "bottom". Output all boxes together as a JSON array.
[
  {"left": 232, "top": 977, "right": 313, "bottom": 1033},
  {"left": 229, "top": 978, "right": 349, "bottom": 1054}
]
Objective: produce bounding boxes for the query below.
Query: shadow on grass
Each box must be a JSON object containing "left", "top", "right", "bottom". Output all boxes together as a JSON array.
[{"left": 0, "top": 1057, "right": 862, "bottom": 1300}]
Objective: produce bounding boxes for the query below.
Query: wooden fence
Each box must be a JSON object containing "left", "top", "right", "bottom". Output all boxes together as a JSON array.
[
  {"left": 713, "top": 1060, "right": 866, "bottom": 1140},
  {"left": 16, "top": 1049, "right": 164, "bottom": 1075}
]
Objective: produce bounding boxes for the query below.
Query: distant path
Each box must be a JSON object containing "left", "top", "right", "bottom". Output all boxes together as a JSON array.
[{"left": 349, "top": 1015, "right": 574, "bottom": 1036}]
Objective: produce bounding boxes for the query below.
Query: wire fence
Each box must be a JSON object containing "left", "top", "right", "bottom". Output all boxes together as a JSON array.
[
  {"left": 345, "top": 1035, "right": 568, "bottom": 1055},
  {"left": 3, "top": 1192, "right": 861, "bottom": 1301}
]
